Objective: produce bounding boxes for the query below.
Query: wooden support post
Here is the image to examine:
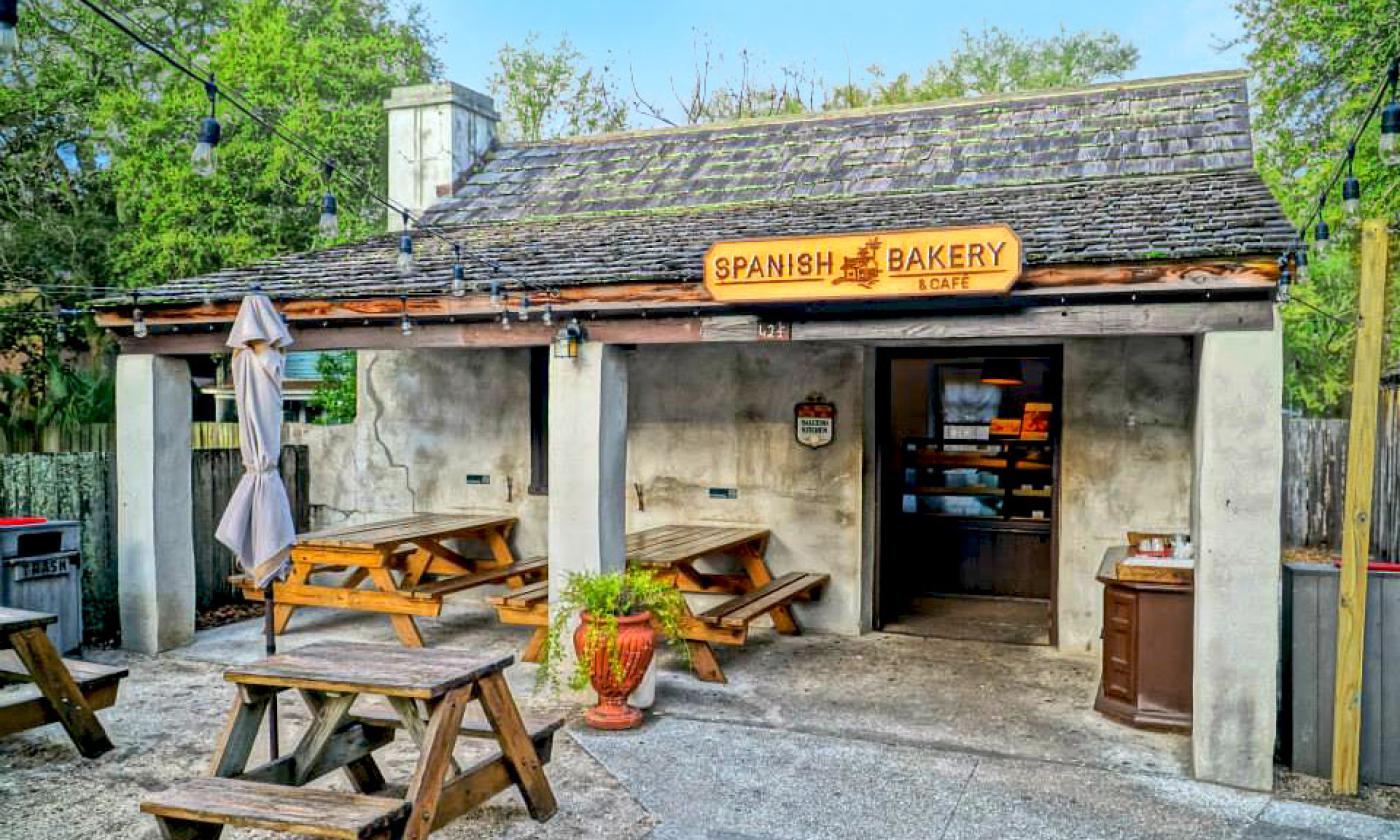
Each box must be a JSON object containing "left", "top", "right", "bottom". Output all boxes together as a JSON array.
[{"left": 1331, "top": 218, "right": 1390, "bottom": 795}]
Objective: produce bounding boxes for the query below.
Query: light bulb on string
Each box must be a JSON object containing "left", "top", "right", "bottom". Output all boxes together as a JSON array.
[
  {"left": 1342, "top": 144, "right": 1361, "bottom": 225},
  {"left": 1382, "top": 60, "right": 1400, "bottom": 166},
  {"left": 1294, "top": 243, "right": 1309, "bottom": 285},
  {"left": 131, "top": 294, "right": 148, "bottom": 339},
  {"left": 318, "top": 160, "right": 338, "bottom": 238},
  {"left": 451, "top": 245, "right": 466, "bottom": 297},
  {"left": 399, "top": 297, "right": 413, "bottom": 337},
  {"left": 192, "top": 77, "right": 220, "bottom": 178},
  {"left": 396, "top": 211, "right": 415, "bottom": 276},
  {"left": 0, "top": 0, "right": 19, "bottom": 62},
  {"left": 518, "top": 294, "right": 531, "bottom": 322},
  {"left": 1312, "top": 194, "right": 1330, "bottom": 258},
  {"left": 499, "top": 309, "right": 512, "bottom": 331},
  {"left": 542, "top": 305, "right": 554, "bottom": 326},
  {"left": 489, "top": 279, "right": 502, "bottom": 307}
]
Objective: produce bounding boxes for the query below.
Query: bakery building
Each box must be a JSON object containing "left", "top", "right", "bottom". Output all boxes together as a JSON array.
[{"left": 96, "top": 70, "right": 1294, "bottom": 791}]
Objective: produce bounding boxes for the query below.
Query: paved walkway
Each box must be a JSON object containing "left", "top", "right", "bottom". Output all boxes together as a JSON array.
[{"left": 4, "top": 597, "right": 1394, "bottom": 839}]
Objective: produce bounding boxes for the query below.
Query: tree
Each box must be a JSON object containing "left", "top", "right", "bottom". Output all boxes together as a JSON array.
[
  {"left": 0, "top": 0, "right": 438, "bottom": 435},
  {"left": 827, "top": 26, "right": 1139, "bottom": 110},
  {"left": 489, "top": 33, "right": 627, "bottom": 141},
  {"left": 1235, "top": 0, "right": 1400, "bottom": 414},
  {"left": 310, "top": 350, "right": 356, "bottom": 424}
]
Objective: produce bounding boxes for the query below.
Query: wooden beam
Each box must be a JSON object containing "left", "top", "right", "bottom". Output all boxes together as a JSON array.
[
  {"left": 1331, "top": 218, "right": 1389, "bottom": 795},
  {"left": 116, "top": 300, "right": 1276, "bottom": 354},
  {"left": 95, "top": 257, "right": 1279, "bottom": 330},
  {"left": 790, "top": 301, "right": 1275, "bottom": 342}
]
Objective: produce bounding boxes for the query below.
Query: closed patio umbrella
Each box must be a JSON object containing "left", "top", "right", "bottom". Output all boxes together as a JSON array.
[{"left": 215, "top": 292, "right": 295, "bottom": 756}]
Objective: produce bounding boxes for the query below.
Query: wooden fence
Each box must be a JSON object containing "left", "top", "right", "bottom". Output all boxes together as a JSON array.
[
  {"left": 191, "top": 446, "right": 310, "bottom": 610},
  {"left": 1283, "top": 391, "right": 1400, "bottom": 559},
  {"left": 0, "top": 424, "right": 115, "bottom": 454},
  {"left": 0, "top": 446, "right": 310, "bottom": 644}
]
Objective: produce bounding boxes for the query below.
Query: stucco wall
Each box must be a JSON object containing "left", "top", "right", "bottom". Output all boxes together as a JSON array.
[
  {"left": 289, "top": 348, "right": 549, "bottom": 557},
  {"left": 292, "top": 343, "right": 867, "bottom": 634},
  {"left": 625, "top": 343, "right": 867, "bottom": 635},
  {"left": 1057, "top": 336, "right": 1195, "bottom": 652}
]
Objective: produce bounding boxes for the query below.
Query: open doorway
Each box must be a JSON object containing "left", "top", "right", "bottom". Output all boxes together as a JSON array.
[{"left": 875, "top": 348, "right": 1061, "bottom": 645}]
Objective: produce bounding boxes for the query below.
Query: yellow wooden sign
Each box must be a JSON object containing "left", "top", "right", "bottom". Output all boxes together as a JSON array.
[{"left": 703, "top": 225, "right": 1022, "bottom": 302}]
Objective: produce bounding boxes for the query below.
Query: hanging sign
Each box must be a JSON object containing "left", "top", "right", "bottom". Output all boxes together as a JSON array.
[
  {"left": 795, "top": 401, "right": 836, "bottom": 449},
  {"left": 704, "top": 225, "right": 1022, "bottom": 303}
]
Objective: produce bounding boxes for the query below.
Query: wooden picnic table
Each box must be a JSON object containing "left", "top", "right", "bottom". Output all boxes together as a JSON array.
[
  {"left": 141, "top": 641, "right": 560, "bottom": 840},
  {"left": 0, "top": 606, "right": 126, "bottom": 758},
  {"left": 237, "top": 513, "right": 544, "bottom": 648},
  {"left": 492, "top": 524, "right": 828, "bottom": 683}
]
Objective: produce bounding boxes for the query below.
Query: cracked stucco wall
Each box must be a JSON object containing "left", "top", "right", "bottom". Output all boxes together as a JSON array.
[{"left": 288, "top": 348, "right": 548, "bottom": 558}]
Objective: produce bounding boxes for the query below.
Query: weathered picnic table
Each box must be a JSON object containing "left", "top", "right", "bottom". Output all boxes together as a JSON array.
[
  {"left": 491, "top": 524, "right": 828, "bottom": 683},
  {"left": 236, "top": 513, "right": 544, "bottom": 648},
  {"left": 0, "top": 606, "right": 126, "bottom": 758},
  {"left": 141, "top": 641, "right": 560, "bottom": 839}
]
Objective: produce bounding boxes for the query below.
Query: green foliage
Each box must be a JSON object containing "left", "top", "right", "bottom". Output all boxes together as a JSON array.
[
  {"left": 0, "top": 0, "right": 437, "bottom": 424},
  {"left": 489, "top": 33, "right": 627, "bottom": 141},
  {"left": 536, "top": 569, "right": 688, "bottom": 693},
  {"left": 825, "top": 26, "right": 1139, "bottom": 109},
  {"left": 310, "top": 350, "right": 357, "bottom": 424},
  {"left": 1235, "top": 0, "right": 1400, "bottom": 414}
]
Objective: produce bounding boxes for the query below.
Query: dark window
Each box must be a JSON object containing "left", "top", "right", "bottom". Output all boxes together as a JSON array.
[{"left": 529, "top": 347, "right": 549, "bottom": 494}]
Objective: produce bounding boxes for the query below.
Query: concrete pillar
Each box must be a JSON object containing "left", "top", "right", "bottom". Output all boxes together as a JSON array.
[
  {"left": 1191, "top": 319, "right": 1283, "bottom": 791},
  {"left": 116, "top": 355, "right": 195, "bottom": 653},
  {"left": 383, "top": 82, "right": 498, "bottom": 225},
  {"left": 548, "top": 343, "right": 629, "bottom": 606}
]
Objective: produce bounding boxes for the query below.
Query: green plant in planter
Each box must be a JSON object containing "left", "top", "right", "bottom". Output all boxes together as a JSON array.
[{"left": 536, "top": 568, "right": 689, "bottom": 692}]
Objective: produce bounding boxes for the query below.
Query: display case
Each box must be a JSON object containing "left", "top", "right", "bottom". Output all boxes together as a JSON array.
[{"left": 898, "top": 437, "right": 1054, "bottom": 523}]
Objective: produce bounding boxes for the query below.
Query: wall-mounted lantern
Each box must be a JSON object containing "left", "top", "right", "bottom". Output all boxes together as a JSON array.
[{"left": 553, "top": 318, "right": 585, "bottom": 359}]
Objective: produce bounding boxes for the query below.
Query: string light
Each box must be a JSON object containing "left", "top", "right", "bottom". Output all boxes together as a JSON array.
[
  {"left": 489, "top": 279, "right": 502, "bottom": 307},
  {"left": 450, "top": 244, "right": 466, "bottom": 297},
  {"left": 1382, "top": 60, "right": 1400, "bottom": 166},
  {"left": 131, "top": 293, "right": 148, "bottom": 338},
  {"left": 1312, "top": 194, "right": 1331, "bottom": 257},
  {"left": 1294, "top": 239, "right": 1309, "bottom": 285},
  {"left": 542, "top": 304, "right": 554, "bottom": 326},
  {"left": 517, "top": 294, "right": 531, "bottom": 322},
  {"left": 499, "top": 309, "right": 512, "bottom": 331},
  {"left": 396, "top": 211, "right": 414, "bottom": 276},
  {"left": 191, "top": 77, "right": 220, "bottom": 178},
  {"left": 0, "top": 0, "right": 17, "bottom": 61},
  {"left": 318, "top": 160, "right": 338, "bottom": 238},
  {"left": 1342, "top": 143, "right": 1361, "bottom": 225},
  {"left": 399, "top": 296, "right": 413, "bottom": 336}
]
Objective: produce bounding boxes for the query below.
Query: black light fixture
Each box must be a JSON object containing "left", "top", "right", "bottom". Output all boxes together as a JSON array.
[
  {"left": 318, "top": 160, "right": 338, "bottom": 238},
  {"left": 1294, "top": 242, "right": 1309, "bottom": 285},
  {"left": 980, "top": 357, "right": 1024, "bottom": 386},
  {"left": 1382, "top": 60, "right": 1400, "bottom": 166},
  {"left": 1313, "top": 216, "right": 1331, "bottom": 257},
  {"left": 0, "top": 0, "right": 18, "bottom": 60},
  {"left": 553, "top": 318, "right": 585, "bottom": 359},
  {"left": 192, "top": 77, "right": 220, "bottom": 178}
]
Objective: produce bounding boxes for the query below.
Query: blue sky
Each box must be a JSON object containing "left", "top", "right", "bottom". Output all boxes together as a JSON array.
[{"left": 414, "top": 0, "right": 1247, "bottom": 126}]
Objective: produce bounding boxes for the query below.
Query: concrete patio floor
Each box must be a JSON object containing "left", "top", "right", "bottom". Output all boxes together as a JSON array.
[{"left": 0, "top": 595, "right": 1396, "bottom": 839}]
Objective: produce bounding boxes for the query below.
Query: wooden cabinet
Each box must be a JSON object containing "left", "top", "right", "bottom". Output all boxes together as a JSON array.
[{"left": 1095, "top": 555, "right": 1193, "bottom": 732}]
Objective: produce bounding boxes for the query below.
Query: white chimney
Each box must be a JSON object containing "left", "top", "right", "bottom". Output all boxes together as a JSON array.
[{"left": 382, "top": 82, "right": 498, "bottom": 227}]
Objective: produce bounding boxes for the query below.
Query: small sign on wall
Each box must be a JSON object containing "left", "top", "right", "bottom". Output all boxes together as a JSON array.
[{"left": 795, "top": 399, "right": 836, "bottom": 449}]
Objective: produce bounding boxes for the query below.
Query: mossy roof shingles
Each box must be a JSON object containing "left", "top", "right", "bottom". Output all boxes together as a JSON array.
[{"left": 115, "top": 71, "right": 1293, "bottom": 305}]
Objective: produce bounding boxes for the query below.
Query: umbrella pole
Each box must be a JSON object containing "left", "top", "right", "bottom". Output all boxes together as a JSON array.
[{"left": 263, "top": 584, "right": 279, "bottom": 759}]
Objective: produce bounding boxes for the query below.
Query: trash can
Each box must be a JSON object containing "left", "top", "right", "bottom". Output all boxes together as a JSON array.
[
  {"left": 0, "top": 518, "right": 83, "bottom": 653},
  {"left": 1282, "top": 562, "right": 1400, "bottom": 785}
]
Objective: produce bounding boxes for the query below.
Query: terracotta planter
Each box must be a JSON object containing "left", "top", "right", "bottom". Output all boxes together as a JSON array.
[{"left": 574, "top": 611, "right": 656, "bottom": 730}]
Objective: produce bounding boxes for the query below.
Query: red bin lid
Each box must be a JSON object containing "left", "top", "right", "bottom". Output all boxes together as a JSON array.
[{"left": 0, "top": 517, "right": 48, "bottom": 527}]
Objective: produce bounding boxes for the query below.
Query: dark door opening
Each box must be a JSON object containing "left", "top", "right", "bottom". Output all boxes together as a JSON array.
[{"left": 874, "top": 348, "right": 1061, "bottom": 645}]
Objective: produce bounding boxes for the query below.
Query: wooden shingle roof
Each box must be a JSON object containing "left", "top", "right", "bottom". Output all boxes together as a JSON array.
[
  {"left": 424, "top": 70, "right": 1258, "bottom": 225},
  {"left": 103, "top": 71, "right": 1292, "bottom": 307}
]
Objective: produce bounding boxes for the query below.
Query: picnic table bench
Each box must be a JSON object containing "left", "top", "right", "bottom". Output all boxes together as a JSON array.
[
  {"left": 235, "top": 513, "right": 544, "bottom": 648},
  {"left": 0, "top": 606, "right": 126, "bottom": 758},
  {"left": 141, "top": 641, "right": 560, "bottom": 839},
  {"left": 491, "top": 524, "right": 827, "bottom": 683}
]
